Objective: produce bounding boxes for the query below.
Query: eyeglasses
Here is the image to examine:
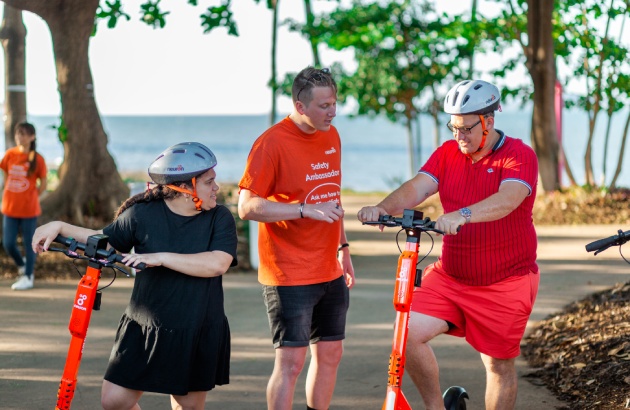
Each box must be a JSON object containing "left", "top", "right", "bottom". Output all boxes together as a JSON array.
[
  {"left": 446, "top": 119, "right": 482, "bottom": 136},
  {"left": 296, "top": 68, "right": 331, "bottom": 102}
]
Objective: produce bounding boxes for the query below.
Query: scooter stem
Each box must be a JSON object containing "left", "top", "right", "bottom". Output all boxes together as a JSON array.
[{"left": 382, "top": 235, "right": 420, "bottom": 410}]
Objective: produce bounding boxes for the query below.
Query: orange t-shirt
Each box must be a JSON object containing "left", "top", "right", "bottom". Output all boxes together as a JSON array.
[
  {"left": 1, "top": 147, "right": 47, "bottom": 218},
  {"left": 239, "top": 117, "right": 343, "bottom": 286}
]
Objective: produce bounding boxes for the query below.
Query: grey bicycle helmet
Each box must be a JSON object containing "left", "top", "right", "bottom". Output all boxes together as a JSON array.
[
  {"left": 444, "top": 80, "right": 501, "bottom": 115},
  {"left": 148, "top": 142, "right": 217, "bottom": 185}
]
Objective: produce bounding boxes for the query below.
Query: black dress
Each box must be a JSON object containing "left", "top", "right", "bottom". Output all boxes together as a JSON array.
[{"left": 101, "top": 200, "right": 238, "bottom": 395}]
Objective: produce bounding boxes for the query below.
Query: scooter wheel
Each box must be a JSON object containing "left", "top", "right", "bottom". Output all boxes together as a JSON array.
[{"left": 443, "top": 386, "right": 469, "bottom": 410}]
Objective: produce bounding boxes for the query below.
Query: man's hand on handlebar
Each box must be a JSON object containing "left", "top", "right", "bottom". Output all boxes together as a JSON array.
[
  {"left": 435, "top": 211, "right": 466, "bottom": 236},
  {"left": 357, "top": 205, "right": 389, "bottom": 231}
]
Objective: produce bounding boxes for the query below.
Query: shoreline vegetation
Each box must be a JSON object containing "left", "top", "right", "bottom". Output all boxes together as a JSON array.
[
  {"left": 39, "top": 166, "right": 630, "bottom": 226},
  {"left": 116, "top": 170, "right": 630, "bottom": 224}
]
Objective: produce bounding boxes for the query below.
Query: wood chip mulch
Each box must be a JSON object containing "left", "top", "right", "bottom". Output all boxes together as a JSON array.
[{"left": 522, "top": 281, "right": 630, "bottom": 409}]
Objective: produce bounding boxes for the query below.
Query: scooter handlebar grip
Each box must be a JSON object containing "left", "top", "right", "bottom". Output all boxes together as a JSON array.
[
  {"left": 585, "top": 235, "right": 618, "bottom": 252},
  {"left": 109, "top": 253, "right": 147, "bottom": 271}
]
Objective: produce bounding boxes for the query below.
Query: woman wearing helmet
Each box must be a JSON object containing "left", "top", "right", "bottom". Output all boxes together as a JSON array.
[
  {"left": 358, "top": 79, "right": 539, "bottom": 410},
  {"left": 32, "top": 142, "right": 238, "bottom": 410}
]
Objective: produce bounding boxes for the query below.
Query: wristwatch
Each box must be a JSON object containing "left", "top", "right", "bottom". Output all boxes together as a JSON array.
[{"left": 459, "top": 207, "right": 472, "bottom": 224}]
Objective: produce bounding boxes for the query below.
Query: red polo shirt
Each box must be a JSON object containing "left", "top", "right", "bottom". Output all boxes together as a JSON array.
[{"left": 420, "top": 132, "right": 538, "bottom": 286}]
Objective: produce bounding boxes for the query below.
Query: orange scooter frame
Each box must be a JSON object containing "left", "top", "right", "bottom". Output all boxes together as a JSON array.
[
  {"left": 50, "top": 234, "right": 140, "bottom": 410},
  {"left": 56, "top": 261, "right": 103, "bottom": 410},
  {"left": 365, "top": 209, "right": 468, "bottom": 410},
  {"left": 383, "top": 241, "right": 419, "bottom": 410}
]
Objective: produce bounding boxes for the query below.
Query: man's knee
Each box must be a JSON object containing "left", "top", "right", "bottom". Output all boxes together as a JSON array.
[
  {"left": 483, "top": 356, "right": 516, "bottom": 377},
  {"left": 275, "top": 347, "right": 308, "bottom": 378},
  {"left": 312, "top": 341, "right": 343, "bottom": 367},
  {"left": 408, "top": 312, "right": 449, "bottom": 344}
]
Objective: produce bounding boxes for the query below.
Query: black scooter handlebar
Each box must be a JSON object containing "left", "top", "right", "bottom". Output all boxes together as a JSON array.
[
  {"left": 585, "top": 229, "right": 630, "bottom": 254},
  {"left": 363, "top": 214, "right": 446, "bottom": 235},
  {"left": 53, "top": 234, "right": 146, "bottom": 270}
]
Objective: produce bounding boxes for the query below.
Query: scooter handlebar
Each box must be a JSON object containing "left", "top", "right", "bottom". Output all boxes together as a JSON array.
[
  {"left": 53, "top": 234, "right": 146, "bottom": 270},
  {"left": 585, "top": 229, "right": 630, "bottom": 254},
  {"left": 363, "top": 215, "right": 445, "bottom": 235}
]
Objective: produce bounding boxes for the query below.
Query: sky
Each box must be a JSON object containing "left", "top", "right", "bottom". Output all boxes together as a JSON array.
[
  {"left": 1, "top": 1, "right": 626, "bottom": 116},
  {"left": 1, "top": 0, "right": 484, "bottom": 116}
]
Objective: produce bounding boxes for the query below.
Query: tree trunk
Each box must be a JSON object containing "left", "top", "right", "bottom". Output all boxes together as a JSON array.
[
  {"left": 562, "top": 145, "right": 578, "bottom": 186},
  {"left": 609, "top": 109, "right": 630, "bottom": 189},
  {"left": 0, "top": 4, "right": 26, "bottom": 150},
  {"left": 406, "top": 116, "right": 414, "bottom": 178},
  {"left": 468, "top": 0, "right": 477, "bottom": 78},
  {"left": 600, "top": 108, "right": 613, "bottom": 185},
  {"left": 584, "top": 0, "right": 613, "bottom": 187},
  {"left": 525, "top": 0, "right": 560, "bottom": 192},
  {"left": 414, "top": 114, "right": 422, "bottom": 170},
  {"left": 4, "top": 0, "right": 129, "bottom": 226},
  {"left": 303, "top": 0, "right": 321, "bottom": 66},
  {"left": 269, "top": 0, "right": 279, "bottom": 126}
]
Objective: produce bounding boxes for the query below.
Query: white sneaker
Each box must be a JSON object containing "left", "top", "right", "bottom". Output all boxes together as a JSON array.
[
  {"left": 11, "top": 274, "right": 33, "bottom": 290},
  {"left": 17, "top": 264, "right": 26, "bottom": 276}
]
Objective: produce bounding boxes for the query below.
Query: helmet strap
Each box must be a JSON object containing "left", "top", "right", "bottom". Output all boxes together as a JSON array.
[
  {"left": 166, "top": 177, "right": 203, "bottom": 211},
  {"left": 474, "top": 114, "right": 489, "bottom": 154}
]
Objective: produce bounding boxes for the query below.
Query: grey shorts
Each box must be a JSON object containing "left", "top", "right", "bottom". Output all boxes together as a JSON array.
[{"left": 262, "top": 275, "right": 350, "bottom": 348}]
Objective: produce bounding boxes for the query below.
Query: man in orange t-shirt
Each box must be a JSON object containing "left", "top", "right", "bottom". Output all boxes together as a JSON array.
[{"left": 238, "top": 67, "right": 355, "bottom": 410}]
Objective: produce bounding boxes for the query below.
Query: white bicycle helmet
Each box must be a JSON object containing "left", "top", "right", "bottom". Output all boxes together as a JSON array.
[
  {"left": 443, "top": 80, "right": 501, "bottom": 115},
  {"left": 148, "top": 142, "right": 217, "bottom": 185}
]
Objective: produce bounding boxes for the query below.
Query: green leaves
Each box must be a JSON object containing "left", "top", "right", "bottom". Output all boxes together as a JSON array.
[
  {"left": 94, "top": 0, "right": 131, "bottom": 34},
  {"left": 50, "top": 116, "right": 68, "bottom": 144},
  {"left": 140, "top": 0, "right": 170, "bottom": 28},
  {"left": 307, "top": 0, "right": 459, "bottom": 122},
  {"left": 200, "top": 2, "right": 239, "bottom": 36},
  {"left": 94, "top": 0, "right": 238, "bottom": 36}
]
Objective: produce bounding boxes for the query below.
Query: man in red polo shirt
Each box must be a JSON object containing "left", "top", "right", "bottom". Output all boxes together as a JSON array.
[{"left": 358, "top": 79, "right": 539, "bottom": 410}]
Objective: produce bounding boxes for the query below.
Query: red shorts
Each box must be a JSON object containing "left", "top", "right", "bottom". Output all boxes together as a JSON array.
[{"left": 411, "top": 263, "right": 540, "bottom": 359}]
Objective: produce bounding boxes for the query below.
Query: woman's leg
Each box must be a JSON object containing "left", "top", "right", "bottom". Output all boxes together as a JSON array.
[
  {"left": 101, "top": 379, "right": 143, "bottom": 410},
  {"left": 21, "top": 217, "right": 38, "bottom": 277},
  {"left": 170, "top": 391, "right": 208, "bottom": 410},
  {"left": 2, "top": 216, "right": 24, "bottom": 268}
]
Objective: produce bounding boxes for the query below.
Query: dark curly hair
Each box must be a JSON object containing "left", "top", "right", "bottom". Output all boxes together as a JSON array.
[
  {"left": 114, "top": 180, "right": 196, "bottom": 220},
  {"left": 15, "top": 122, "right": 37, "bottom": 176}
]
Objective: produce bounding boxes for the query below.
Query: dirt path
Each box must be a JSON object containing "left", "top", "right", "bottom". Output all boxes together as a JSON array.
[{"left": 1, "top": 194, "right": 626, "bottom": 409}]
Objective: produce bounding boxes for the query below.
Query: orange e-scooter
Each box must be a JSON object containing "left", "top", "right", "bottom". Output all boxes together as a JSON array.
[
  {"left": 364, "top": 209, "right": 469, "bottom": 410},
  {"left": 48, "top": 234, "right": 144, "bottom": 410}
]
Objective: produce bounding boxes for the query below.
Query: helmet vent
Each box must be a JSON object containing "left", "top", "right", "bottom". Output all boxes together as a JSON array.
[
  {"left": 452, "top": 91, "right": 459, "bottom": 106},
  {"left": 194, "top": 153, "right": 205, "bottom": 159},
  {"left": 462, "top": 95, "right": 470, "bottom": 105},
  {"left": 173, "top": 149, "right": 186, "bottom": 154},
  {"left": 473, "top": 84, "right": 483, "bottom": 90}
]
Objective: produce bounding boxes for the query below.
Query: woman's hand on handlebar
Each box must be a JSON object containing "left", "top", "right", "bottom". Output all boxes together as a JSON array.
[
  {"left": 32, "top": 221, "right": 64, "bottom": 253},
  {"left": 32, "top": 221, "right": 102, "bottom": 254},
  {"left": 435, "top": 211, "right": 466, "bottom": 235},
  {"left": 121, "top": 252, "right": 159, "bottom": 269}
]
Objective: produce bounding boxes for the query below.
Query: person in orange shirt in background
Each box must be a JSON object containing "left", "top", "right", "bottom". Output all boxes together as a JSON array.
[
  {"left": 1, "top": 122, "right": 47, "bottom": 290},
  {"left": 238, "top": 66, "right": 355, "bottom": 410}
]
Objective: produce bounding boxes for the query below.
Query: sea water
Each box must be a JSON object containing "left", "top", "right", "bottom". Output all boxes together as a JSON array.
[{"left": 28, "top": 109, "right": 630, "bottom": 192}]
